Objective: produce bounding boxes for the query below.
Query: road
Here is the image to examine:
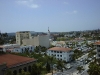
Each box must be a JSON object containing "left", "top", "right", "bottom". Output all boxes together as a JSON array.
[{"left": 53, "top": 53, "right": 90, "bottom": 75}]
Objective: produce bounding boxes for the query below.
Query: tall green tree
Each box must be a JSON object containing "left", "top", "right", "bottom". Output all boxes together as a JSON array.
[
  {"left": 88, "top": 62, "right": 100, "bottom": 75},
  {"left": 46, "top": 61, "right": 51, "bottom": 73},
  {"left": 31, "top": 62, "right": 43, "bottom": 75},
  {"left": 56, "top": 60, "right": 65, "bottom": 72}
]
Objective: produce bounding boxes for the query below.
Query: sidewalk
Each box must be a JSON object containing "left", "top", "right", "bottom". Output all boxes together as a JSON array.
[
  {"left": 77, "top": 53, "right": 89, "bottom": 60},
  {"left": 45, "top": 71, "right": 57, "bottom": 75}
]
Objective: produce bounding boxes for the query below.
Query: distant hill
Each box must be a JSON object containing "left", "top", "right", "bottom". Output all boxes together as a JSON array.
[{"left": 7, "top": 33, "right": 15, "bottom": 36}]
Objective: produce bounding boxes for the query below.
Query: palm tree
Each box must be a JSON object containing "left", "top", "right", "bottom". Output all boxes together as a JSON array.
[
  {"left": 77, "top": 66, "right": 84, "bottom": 73},
  {"left": 46, "top": 61, "right": 51, "bottom": 73},
  {"left": 56, "top": 60, "right": 65, "bottom": 72},
  {"left": 31, "top": 62, "right": 43, "bottom": 75},
  {"left": 88, "top": 61, "right": 100, "bottom": 75},
  {"left": 48, "top": 56, "right": 54, "bottom": 75},
  {"left": 46, "top": 55, "right": 57, "bottom": 75}
]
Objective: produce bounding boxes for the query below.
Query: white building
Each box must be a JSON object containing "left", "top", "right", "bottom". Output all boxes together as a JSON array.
[
  {"left": 47, "top": 47, "right": 73, "bottom": 62},
  {"left": 0, "top": 44, "right": 34, "bottom": 53},
  {"left": 94, "top": 41, "right": 100, "bottom": 59}
]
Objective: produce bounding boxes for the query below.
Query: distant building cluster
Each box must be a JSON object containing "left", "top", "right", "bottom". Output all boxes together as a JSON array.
[{"left": 16, "top": 31, "right": 50, "bottom": 48}]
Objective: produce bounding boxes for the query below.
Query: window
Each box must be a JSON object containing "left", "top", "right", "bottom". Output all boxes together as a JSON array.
[
  {"left": 57, "top": 55, "right": 59, "bottom": 57},
  {"left": 60, "top": 55, "right": 62, "bottom": 57},
  {"left": 54, "top": 51, "right": 56, "bottom": 53},
  {"left": 97, "top": 45, "right": 100, "bottom": 47},
  {"left": 60, "top": 51, "right": 62, "bottom": 53},
  {"left": 57, "top": 51, "right": 59, "bottom": 53},
  {"left": 51, "top": 51, "right": 53, "bottom": 52}
]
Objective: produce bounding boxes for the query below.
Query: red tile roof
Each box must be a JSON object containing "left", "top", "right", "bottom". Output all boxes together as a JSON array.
[
  {"left": 0, "top": 54, "right": 36, "bottom": 68},
  {"left": 48, "top": 47, "right": 72, "bottom": 52},
  {"left": 94, "top": 41, "right": 100, "bottom": 45}
]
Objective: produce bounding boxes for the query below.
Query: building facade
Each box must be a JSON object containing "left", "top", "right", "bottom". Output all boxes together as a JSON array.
[
  {"left": 16, "top": 31, "right": 31, "bottom": 45},
  {"left": 0, "top": 54, "right": 36, "bottom": 75},
  {"left": 22, "top": 35, "right": 50, "bottom": 48},
  {"left": 47, "top": 47, "right": 73, "bottom": 62},
  {"left": 94, "top": 41, "right": 100, "bottom": 59},
  {"left": 0, "top": 44, "right": 34, "bottom": 53}
]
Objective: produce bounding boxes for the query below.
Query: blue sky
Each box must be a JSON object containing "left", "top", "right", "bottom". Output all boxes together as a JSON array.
[{"left": 0, "top": 0, "right": 100, "bottom": 33}]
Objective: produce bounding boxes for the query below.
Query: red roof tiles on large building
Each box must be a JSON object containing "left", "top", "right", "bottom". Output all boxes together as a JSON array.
[
  {"left": 94, "top": 41, "right": 100, "bottom": 45},
  {"left": 0, "top": 54, "right": 36, "bottom": 68}
]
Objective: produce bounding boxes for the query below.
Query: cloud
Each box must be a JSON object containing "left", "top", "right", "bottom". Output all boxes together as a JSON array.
[
  {"left": 64, "top": 2, "right": 69, "bottom": 5},
  {"left": 16, "top": 0, "right": 39, "bottom": 8},
  {"left": 66, "top": 10, "right": 78, "bottom": 14},
  {"left": 73, "top": 10, "right": 77, "bottom": 14}
]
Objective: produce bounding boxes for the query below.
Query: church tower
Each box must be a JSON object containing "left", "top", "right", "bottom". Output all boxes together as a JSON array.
[{"left": 48, "top": 27, "right": 51, "bottom": 39}]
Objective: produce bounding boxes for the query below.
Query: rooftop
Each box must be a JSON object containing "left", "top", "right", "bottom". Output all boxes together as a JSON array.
[
  {"left": 94, "top": 41, "right": 100, "bottom": 45},
  {"left": 48, "top": 47, "right": 72, "bottom": 52},
  {"left": 0, "top": 54, "right": 36, "bottom": 68}
]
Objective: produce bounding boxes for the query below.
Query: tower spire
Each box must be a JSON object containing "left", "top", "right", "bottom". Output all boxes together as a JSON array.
[
  {"left": 48, "top": 27, "right": 49, "bottom": 31},
  {"left": 48, "top": 27, "right": 51, "bottom": 39}
]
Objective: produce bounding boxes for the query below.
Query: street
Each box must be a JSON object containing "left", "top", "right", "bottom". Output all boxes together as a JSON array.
[{"left": 53, "top": 53, "right": 90, "bottom": 75}]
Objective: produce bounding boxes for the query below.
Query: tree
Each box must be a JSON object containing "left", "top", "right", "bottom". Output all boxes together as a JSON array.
[
  {"left": 46, "top": 56, "right": 56, "bottom": 75},
  {"left": 18, "top": 70, "right": 30, "bottom": 75},
  {"left": 5, "top": 70, "right": 13, "bottom": 75},
  {"left": 72, "top": 49, "right": 83, "bottom": 61},
  {"left": 56, "top": 60, "right": 65, "bottom": 72},
  {"left": 46, "top": 61, "right": 51, "bottom": 73},
  {"left": 88, "top": 61, "right": 100, "bottom": 75},
  {"left": 77, "top": 66, "right": 84, "bottom": 73},
  {"left": 31, "top": 62, "right": 43, "bottom": 75},
  {"left": 41, "top": 46, "right": 47, "bottom": 52}
]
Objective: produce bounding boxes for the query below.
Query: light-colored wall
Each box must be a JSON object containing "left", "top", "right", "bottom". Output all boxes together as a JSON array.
[
  {"left": 22, "top": 39, "right": 34, "bottom": 46},
  {"left": 47, "top": 50, "right": 73, "bottom": 62},
  {"left": 33, "top": 36, "right": 39, "bottom": 47},
  {"left": 22, "top": 35, "right": 50, "bottom": 48},
  {"left": 16, "top": 31, "right": 31, "bottom": 45},
  {"left": 2, "top": 44, "right": 34, "bottom": 53},
  {"left": 96, "top": 45, "right": 100, "bottom": 59},
  {"left": 39, "top": 35, "right": 50, "bottom": 48}
]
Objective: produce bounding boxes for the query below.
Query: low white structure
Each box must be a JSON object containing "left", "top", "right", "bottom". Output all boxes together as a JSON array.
[
  {"left": 0, "top": 44, "right": 34, "bottom": 53},
  {"left": 47, "top": 47, "right": 73, "bottom": 62},
  {"left": 94, "top": 41, "right": 100, "bottom": 59}
]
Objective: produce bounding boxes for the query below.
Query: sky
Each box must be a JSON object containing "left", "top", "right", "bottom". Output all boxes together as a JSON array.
[{"left": 0, "top": 0, "right": 100, "bottom": 33}]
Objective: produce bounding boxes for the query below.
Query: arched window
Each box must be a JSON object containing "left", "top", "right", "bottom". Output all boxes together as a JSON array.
[
  {"left": 23, "top": 67, "right": 27, "bottom": 72},
  {"left": 13, "top": 70, "right": 17, "bottom": 75},
  {"left": 19, "top": 68, "right": 22, "bottom": 73},
  {"left": 28, "top": 66, "right": 31, "bottom": 72}
]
